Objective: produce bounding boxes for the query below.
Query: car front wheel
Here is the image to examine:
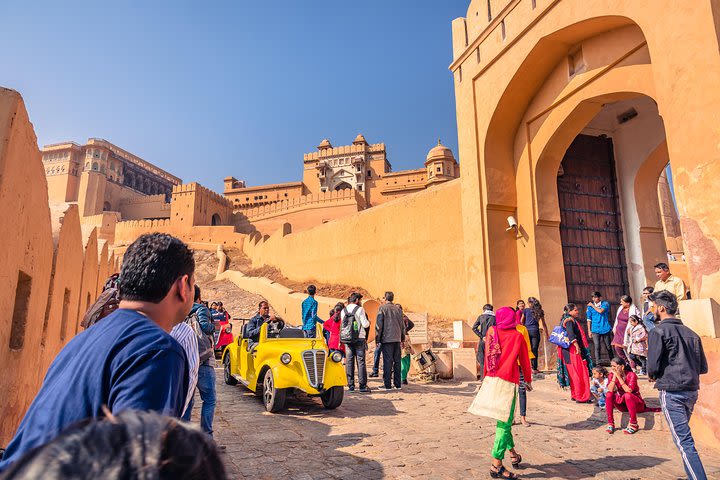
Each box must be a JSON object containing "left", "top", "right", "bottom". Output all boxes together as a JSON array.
[
  {"left": 224, "top": 355, "right": 237, "bottom": 386},
  {"left": 262, "top": 369, "right": 286, "bottom": 413},
  {"left": 321, "top": 386, "right": 344, "bottom": 409}
]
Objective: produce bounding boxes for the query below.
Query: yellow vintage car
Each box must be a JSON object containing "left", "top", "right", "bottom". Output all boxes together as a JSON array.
[{"left": 221, "top": 322, "right": 347, "bottom": 412}]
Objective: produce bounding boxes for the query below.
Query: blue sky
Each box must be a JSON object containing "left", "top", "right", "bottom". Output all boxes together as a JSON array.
[{"left": 0, "top": 1, "right": 468, "bottom": 191}]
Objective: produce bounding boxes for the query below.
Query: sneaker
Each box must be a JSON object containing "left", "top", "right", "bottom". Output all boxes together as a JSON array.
[
  {"left": 369, "top": 372, "right": 379, "bottom": 378},
  {"left": 348, "top": 385, "right": 355, "bottom": 391},
  {"left": 377, "top": 385, "right": 393, "bottom": 391},
  {"left": 359, "top": 386, "right": 372, "bottom": 393},
  {"left": 395, "top": 386, "right": 402, "bottom": 390}
]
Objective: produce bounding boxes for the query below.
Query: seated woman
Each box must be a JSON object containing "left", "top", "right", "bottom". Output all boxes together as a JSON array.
[{"left": 605, "top": 357, "right": 658, "bottom": 434}]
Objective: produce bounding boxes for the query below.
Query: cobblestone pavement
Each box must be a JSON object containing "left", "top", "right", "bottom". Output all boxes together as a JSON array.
[{"left": 183, "top": 368, "right": 720, "bottom": 480}]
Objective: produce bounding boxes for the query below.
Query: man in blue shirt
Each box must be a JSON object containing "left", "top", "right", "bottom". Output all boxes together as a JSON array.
[
  {"left": 0, "top": 233, "right": 195, "bottom": 472},
  {"left": 301, "top": 284, "right": 323, "bottom": 338},
  {"left": 586, "top": 291, "right": 613, "bottom": 365}
]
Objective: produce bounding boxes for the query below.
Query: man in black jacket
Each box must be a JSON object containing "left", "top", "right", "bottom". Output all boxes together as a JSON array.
[
  {"left": 472, "top": 304, "right": 495, "bottom": 380},
  {"left": 647, "top": 290, "right": 708, "bottom": 480}
]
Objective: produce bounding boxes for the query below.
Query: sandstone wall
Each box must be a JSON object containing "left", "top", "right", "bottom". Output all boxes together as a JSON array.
[
  {"left": 243, "top": 179, "right": 469, "bottom": 320},
  {"left": 118, "top": 194, "right": 170, "bottom": 220},
  {"left": 0, "top": 89, "right": 104, "bottom": 445}
]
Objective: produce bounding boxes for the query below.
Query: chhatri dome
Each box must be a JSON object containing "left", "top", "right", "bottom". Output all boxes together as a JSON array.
[
  {"left": 352, "top": 133, "right": 368, "bottom": 145},
  {"left": 425, "top": 139, "right": 456, "bottom": 165},
  {"left": 317, "top": 138, "right": 333, "bottom": 150}
]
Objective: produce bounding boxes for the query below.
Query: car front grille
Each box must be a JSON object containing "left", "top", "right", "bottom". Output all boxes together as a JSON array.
[{"left": 302, "top": 349, "right": 326, "bottom": 388}]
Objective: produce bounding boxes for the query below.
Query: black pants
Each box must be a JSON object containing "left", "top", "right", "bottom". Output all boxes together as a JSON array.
[
  {"left": 528, "top": 329, "right": 541, "bottom": 371},
  {"left": 345, "top": 340, "right": 368, "bottom": 388},
  {"left": 381, "top": 342, "right": 402, "bottom": 388},
  {"left": 477, "top": 340, "right": 486, "bottom": 380},
  {"left": 518, "top": 368, "right": 527, "bottom": 417},
  {"left": 593, "top": 331, "right": 613, "bottom": 365},
  {"left": 629, "top": 353, "right": 647, "bottom": 373}
]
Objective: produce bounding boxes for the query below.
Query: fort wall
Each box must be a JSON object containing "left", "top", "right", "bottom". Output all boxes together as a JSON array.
[
  {"left": 243, "top": 179, "right": 469, "bottom": 320},
  {"left": 0, "top": 89, "right": 104, "bottom": 445}
]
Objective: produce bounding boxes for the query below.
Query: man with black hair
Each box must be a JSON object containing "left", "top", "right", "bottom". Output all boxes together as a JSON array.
[
  {"left": 587, "top": 291, "right": 613, "bottom": 365},
  {"left": 375, "top": 291, "right": 405, "bottom": 390},
  {"left": 343, "top": 292, "right": 371, "bottom": 393},
  {"left": 0, "top": 233, "right": 193, "bottom": 472},
  {"left": 472, "top": 304, "right": 495, "bottom": 380},
  {"left": 245, "top": 301, "right": 272, "bottom": 348},
  {"left": 181, "top": 286, "right": 219, "bottom": 441},
  {"left": 301, "top": 284, "right": 323, "bottom": 338},
  {"left": 647, "top": 290, "right": 708, "bottom": 480},
  {"left": 654, "top": 262, "right": 687, "bottom": 301}
]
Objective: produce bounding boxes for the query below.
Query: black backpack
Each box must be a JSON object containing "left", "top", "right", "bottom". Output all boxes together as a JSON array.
[
  {"left": 340, "top": 305, "right": 361, "bottom": 344},
  {"left": 186, "top": 312, "right": 214, "bottom": 362}
]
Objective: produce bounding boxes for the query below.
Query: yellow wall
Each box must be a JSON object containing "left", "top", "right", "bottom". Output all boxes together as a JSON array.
[{"left": 244, "top": 179, "right": 469, "bottom": 319}]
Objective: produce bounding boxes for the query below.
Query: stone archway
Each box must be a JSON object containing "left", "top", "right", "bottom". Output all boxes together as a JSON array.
[
  {"left": 334, "top": 182, "right": 352, "bottom": 191},
  {"left": 211, "top": 213, "right": 222, "bottom": 226}
]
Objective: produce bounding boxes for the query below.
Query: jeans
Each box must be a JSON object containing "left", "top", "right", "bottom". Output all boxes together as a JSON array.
[
  {"left": 593, "top": 331, "right": 613, "bottom": 365},
  {"left": 372, "top": 342, "right": 382, "bottom": 375},
  {"left": 528, "top": 329, "right": 541, "bottom": 371},
  {"left": 477, "top": 341, "right": 486, "bottom": 380},
  {"left": 590, "top": 385, "right": 606, "bottom": 407},
  {"left": 183, "top": 363, "right": 216, "bottom": 437},
  {"left": 345, "top": 340, "right": 368, "bottom": 388},
  {"left": 303, "top": 329, "right": 316, "bottom": 338},
  {"left": 381, "top": 342, "right": 402, "bottom": 388},
  {"left": 518, "top": 368, "right": 527, "bottom": 416},
  {"left": 660, "top": 390, "right": 707, "bottom": 480},
  {"left": 643, "top": 313, "right": 656, "bottom": 332},
  {"left": 629, "top": 353, "right": 647, "bottom": 374}
]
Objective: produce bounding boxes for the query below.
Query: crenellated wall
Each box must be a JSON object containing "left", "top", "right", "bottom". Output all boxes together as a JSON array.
[
  {"left": 171, "top": 182, "right": 234, "bottom": 228},
  {"left": 0, "top": 88, "right": 105, "bottom": 445},
  {"left": 118, "top": 194, "right": 170, "bottom": 220}
]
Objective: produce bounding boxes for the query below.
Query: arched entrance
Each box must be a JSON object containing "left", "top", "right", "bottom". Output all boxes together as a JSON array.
[
  {"left": 334, "top": 182, "right": 352, "bottom": 191},
  {"left": 211, "top": 213, "right": 221, "bottom": 226}
]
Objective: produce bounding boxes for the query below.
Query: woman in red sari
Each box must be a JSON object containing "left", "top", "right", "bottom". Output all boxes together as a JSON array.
[
  {"left": 556, "top": 303, "right": 593, "bottom": 403},
  {"left": 605, "top": 356, "right": 658, "bottom": 434}
]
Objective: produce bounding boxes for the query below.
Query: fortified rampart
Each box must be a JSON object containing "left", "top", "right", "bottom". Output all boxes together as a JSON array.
[
  {"left": 118, "top": 194, "right": 170, "bottom": 220},
  {"left": 235, "top": 188, "right": 366, "bottom": 235},
  {"left": 302, "top": 142, "right": 385, "bottom": 162},
  {"left": 0, "top": 88, "right": 108, "bottom": 445},
  {"left": 171, "top": 182, "right": 234, "bottom": 228},
  {"left": 242, "top": 179, "right": 469, "bottom": 320}
]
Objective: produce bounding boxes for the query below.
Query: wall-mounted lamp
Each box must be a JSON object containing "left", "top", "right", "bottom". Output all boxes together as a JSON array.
[{"left": 506, "top": 215, "right": 518, "bottom": 232}]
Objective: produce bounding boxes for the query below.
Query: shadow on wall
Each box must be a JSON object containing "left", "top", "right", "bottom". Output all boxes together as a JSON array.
[{"left": 0, "top": 88, "right": 107, "bottom": 446}]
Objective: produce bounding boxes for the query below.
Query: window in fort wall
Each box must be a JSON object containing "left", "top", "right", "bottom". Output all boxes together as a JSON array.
[
  {"left": 10, "top": 271, "right": 32, "bottom": 350},
  {"left": 60, "top": 289, "right": 71, "bottom": 342}
]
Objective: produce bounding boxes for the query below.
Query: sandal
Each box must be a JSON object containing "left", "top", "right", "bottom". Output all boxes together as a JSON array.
[
  {"left": 490, "top": 465, "right": 519, "bottom": 479},
  {"left": 624, "top": 423, "right": 639, "bottom": 435},
  {"left": 510, "top": 453, "right": 522, "bottom": 468},
  {"left": 605, "top": 424, "right": 615, "bottom": 434}
]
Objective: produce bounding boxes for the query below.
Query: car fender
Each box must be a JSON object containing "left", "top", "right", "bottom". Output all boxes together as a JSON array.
[{"left": 323, "top": 358, "right": 348, "bottom": 388}]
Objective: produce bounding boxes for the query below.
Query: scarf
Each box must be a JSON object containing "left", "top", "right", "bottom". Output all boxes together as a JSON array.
[{"left": 486, "top": 307, "right": 516, "bottom": 374}]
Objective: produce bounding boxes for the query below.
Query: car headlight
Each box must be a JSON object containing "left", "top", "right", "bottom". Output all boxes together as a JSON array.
[
  {"left": 225, "top": 324, "right": 232, "bottom": 333},
  {"left": 280, "top": 353, "right": 292, "bottom": 364},
  {"left": 331, "top": 351, "right": 343, "bottom": 363}
]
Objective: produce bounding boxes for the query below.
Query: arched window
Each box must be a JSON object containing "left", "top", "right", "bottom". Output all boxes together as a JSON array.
[
  {"left": 334, "top": 181, "right": 352, "bottom": 191},
  {"left": 92, "top": 162, "right": 99, "bottom": 171},
  {"left": 211, "top": 213, "right": 221, "bottom": 226}
]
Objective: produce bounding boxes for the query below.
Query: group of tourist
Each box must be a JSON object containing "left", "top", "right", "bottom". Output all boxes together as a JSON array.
[{"left": 468, "top": 261, "right": 708, "bottom": 479}]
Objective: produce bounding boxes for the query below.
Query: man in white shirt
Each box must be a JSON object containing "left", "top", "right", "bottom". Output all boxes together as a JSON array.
[
  {"left": 170, "top": 320, "right": 199, "bottom": 418},
  {"left": 342, "top": 292, "right": 372, "bottom": 393}
]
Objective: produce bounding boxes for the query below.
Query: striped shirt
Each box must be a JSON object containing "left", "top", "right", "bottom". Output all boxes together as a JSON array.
[{"left": 170, "top": 322, "right": 199, "bottom": 414}]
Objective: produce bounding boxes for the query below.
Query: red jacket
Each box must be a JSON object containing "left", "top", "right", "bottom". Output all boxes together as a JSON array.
[
  {"left": 484, "top": 327, "right": 532, "bottom": 385},
  {"left": 323, "top": 312, "right": 345, "bottom": 353}
]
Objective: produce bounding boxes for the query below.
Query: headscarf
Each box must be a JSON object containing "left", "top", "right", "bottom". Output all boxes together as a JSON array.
[{"left": 486, "top": 307, "right": 517, "bottom": 374}]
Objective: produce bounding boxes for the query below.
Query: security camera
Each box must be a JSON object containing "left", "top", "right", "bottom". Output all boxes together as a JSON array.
[{"left": 507, "top": 216, "right": 518, "bottom": 230}]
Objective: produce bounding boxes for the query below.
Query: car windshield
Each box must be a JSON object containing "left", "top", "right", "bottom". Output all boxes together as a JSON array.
[{"left": 276, "top": 327, "right": 305, "bottom": 339}]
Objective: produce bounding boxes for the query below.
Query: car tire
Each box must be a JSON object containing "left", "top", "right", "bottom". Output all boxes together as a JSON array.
[
  {"left": 223, "top": 354, "right": 238, "bottom": 386},
  {"left": 262, "top": 369, "right": 286, "bottom": 413},
  {"left": 321, "top": 386, "right": 344, "bottom": 409}
]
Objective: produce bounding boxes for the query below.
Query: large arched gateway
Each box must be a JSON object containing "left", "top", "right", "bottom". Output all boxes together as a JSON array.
[{"left": 451, "top": 1, "right": 720, "bottom": 444}]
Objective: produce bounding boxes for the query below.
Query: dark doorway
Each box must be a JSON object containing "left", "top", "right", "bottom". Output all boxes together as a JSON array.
[
  {"left": 334, "top": 182, "right": 352, "bottom": 191},
  {"left": 211, "top": 213, "right": 221, "bottom": 226},
  {"left": 557, "top": 134, "right": 629, "bottom": 327}
]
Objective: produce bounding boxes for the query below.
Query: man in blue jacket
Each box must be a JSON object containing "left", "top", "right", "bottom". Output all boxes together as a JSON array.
[
  {"left": 648, "top": 290, "right": 708, "bottom": 480},
  {"left": 301, "top": 284, "right": 323, "bottom": 338},
  {"left": 0, "top": 233, "right": 193, "bottom": 472},
  {"left": 586, "top": 291, "right": 613, "bottom": 365}
]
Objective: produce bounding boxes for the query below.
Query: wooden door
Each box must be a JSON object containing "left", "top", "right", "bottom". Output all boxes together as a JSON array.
[{"left": 557, "top": 134, "right": 629, "bottom": 325}]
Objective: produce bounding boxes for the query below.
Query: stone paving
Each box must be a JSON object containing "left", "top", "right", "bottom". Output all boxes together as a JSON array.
[{"left": 187, "top": 368, "right": 720, "bottom": 480}]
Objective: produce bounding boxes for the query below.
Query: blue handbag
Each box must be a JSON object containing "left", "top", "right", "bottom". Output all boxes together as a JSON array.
[{"left": 549, "top": 324, "right": 571, "bottom": 349}]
